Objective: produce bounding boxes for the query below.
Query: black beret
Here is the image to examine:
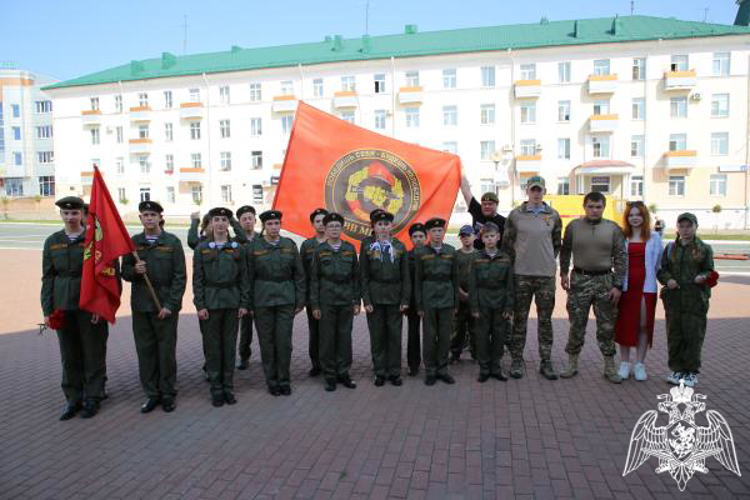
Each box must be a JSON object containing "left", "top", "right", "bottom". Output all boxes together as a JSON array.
[
  {"left": 259, "top": 210, "right": 282, "bottom": 223},
  {"left": 236, "top": 205, "right": 256, "bottom": 218},
  {"left": 309, "top": 208, "right": 329, "bottom": 222},
  {"left": 323, "top": 212, "right": 344, "bottom": 225},
  {"left": 408, "top": 223, "right": 426, "bottom": 236},
  {"left": 138, "top": 200, "right": 164, "bottom": 213},
  {"left": 208, "top": 207, "right": 233, "bottom": 218},
  {"left": 371, "top": 211, "right": 394, "bottom": 224},
  {"left": 55, "top": 196, "right": 84, "bottom": 210},
  {"left": 369, "top": 208, "right": 386, "bottom": 222},
  {"left": 425, "top": 218, "right": 446, "bottom": 230}
]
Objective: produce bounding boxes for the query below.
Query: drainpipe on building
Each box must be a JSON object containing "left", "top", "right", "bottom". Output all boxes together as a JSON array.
[
  {"left": 508, "top": 49, "right": 515, "bottom": 209},
  {"left": 202, "top": 72, "right": 212, "bottom": 209},
  {"left": 641, "top": 54, "right": 649, "bottom": 205},
  {"left": 298, "top": 63, "right": 304, "bottom": 100},
  {"left": 745, "top": 53, "right": 750, "bottom": 229},
  {"left": 390, "top": 56, "right": 396, "bottom": 138}
]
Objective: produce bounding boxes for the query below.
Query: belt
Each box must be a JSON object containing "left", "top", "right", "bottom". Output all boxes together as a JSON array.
[
  {"left": 205, "top": 281, "right": 237, "bottom": 289},
  {"left": 424, "top": 276, "right": 450, "bottom": 282},
  {"left": 323, "top": 276, "right": 352, "bottom": 285},
  {"left": 478, "top": 284, "right": 505, "bottom": 290},
  {"left": 370, "top": 276, "right": 400, "bottom": 284},
  {"left": 256, "top": 276, "right": 291, "bottom": 282},
  {"left": 55, "top": 271, "right": 82, "bottom": 278},
  {"left": 573, "top": 268, "right": 610, "bottom": 277}
]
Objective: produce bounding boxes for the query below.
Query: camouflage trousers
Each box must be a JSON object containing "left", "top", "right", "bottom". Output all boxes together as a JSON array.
[
  {"left": 661, "top": 286, "right": 709, "bottom": 373},
  {"left": 565, "top": 272, "right": 617, "bottom": 357},
  {"left": 510, "top": 275, "right": 556, "bottom": 361}
]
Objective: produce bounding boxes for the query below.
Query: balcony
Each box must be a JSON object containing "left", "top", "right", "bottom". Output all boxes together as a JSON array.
[
  {"left": 515, "top": 154, "right": 542, "bottom": 173},
  {"left": 128, "top": 138, "right": 152, "bottom": 155},
  {"left": 663, "top": 150, "right": 698, "bottom": 171},
  {"left": 587, "top": 74, "right": 618, "bottom": 94},
  {"left": 81, "top": 171, "right": 94, "bottom": 186},
  {"left": 130, "top": 106, "right": 152, "bottom": 122},
  {"left": 589, "top": 114, "right": 619, "bottom": 133},
  {"left": 333, "top": 91, "right": 358, "bottom": 108},
  {"left": 664, "top": 70, "right": 697, "bottom": 90},
  {"left": 179, "top": 167, "right": 205, "bottom": 182},
  {"left": 179, "top": 102, "right": 204, "bottom": 120},
  {"left": 398, "top": 86, "right": 423, "bottom": 105},
  {"left": 272, "top": 95, "right": 297, "bottom": 113},
  {"left": 81, "top": 110, "right": 101, "bottom": 127},
  {"left": 514, "top": 80, "right": 541, "bottom": 99}
]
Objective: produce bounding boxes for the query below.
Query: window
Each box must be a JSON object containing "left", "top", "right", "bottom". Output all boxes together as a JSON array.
[
  {"left": 711, "top": 132, "right": 729, "bottom": 155},
  {"left": 712, "top": 94, "right": 729, "bottom": 117},
  {"left": 632, "top": 58, "right": 646, "bottom": 80},
  {"left": 192, "top": 185, "right": 203, "bottom": 204},
  {"left": 140, "top": 188, "right": 151, "bottom": 202},
  {"left": 138, "top": 125, "right": 149, "bottom": 139},
  {"left": 12, "top": 104, "right": 20, "bottom": 117},
  {"left": 252, "top": 184, "right": 264, "bottom": 204},
  {"left": 632, "top": 98, "right": 645, "bottom": 120},
  {"left": 13, "top": 152, "right": 22, "bottom": 165},
  {"left": 280, "top": 80, "right": 294, "bottom": 96},
  {"left": 190, "top": 122, "right": 201, "bottom": 140},
  {"left": 220, "top": 152, "right": 232, "bottom": 171},
  {"left": 35, "top": 100, "right": 52, "bottom": 113},
  {"left": 592, "top": 136, "right": 610, "bottom": 158},
  {"left": 220, "top": 86, "right": 230, "bottom": 104},
  {"left": 669, "top": 134, "right": 687, "bottom": 151},
  {"left": 118, "top": 188, "right": 127, "bottom": 202},
  {"left": 115, "top": 95, "right": 122, "bottom": 113},
  {"left": 164, "top": 91, "right": 173, "bottom": 109},
  {"left": 12, "top": 127, "right": 20, "bottom": 140},
  {"left": 520, "top": 139, "right": 536, "bottom": 156},
  {"left": 251, "top": 151, "right": 263, "bottom": 169},
  {"left": 39, "top": 176, "right": 55, "bottom": 196},
  {"left": 341, "top": 75, "right": 356, "bottom": 92},
  {"left": 90, "top": 128, "right": 100, "bottom": 145},
  {"left": 116, "top": 157, "right": 124, "bottom": 174},
  {"left": 250, "top": 117, "right": 262, "bottom": 136},
  {"left": 631, "top": 135, "right": 644, "bottom": 157},
  {"left": 713, "top": 52, "right": 730, "bottom": 77},
  {"left": 593, "top": 59, "right": 610, "bottom": 76},
  {"left": 138, "top": 93, "right": 149, "bottom": 107},
  {"left": 480, "top": 104, "right": 495, "bottom": 125},
  {"left": 166, "top": 186, "right": 175, "bottom": 203},
  {"left": 220, "top": 120, "right": 231, "bottom": 138},
  {"left": 90, "top": 97, "right": 99, "bottom": 111},
  {"left": 591, "top": 176, "right": 610, "bottom": 193},
  {"left": 669, "top": 175, "right": 685, "bottom": 196},
  {"left": 557, "top": 138, "right": 570, "bottom": 159},
  {"left": 139, "top": 156, "right": 150, "bottom": 174},
  {"left": 520, "top": 103, "right": 536, "bottom": 124},
  {"left": 442, "top": 142, "right": 458, "bottom": 154},
  {"left": 165, "top": 154, "right": 174, "bottom": 173},
  {"left": 480, "top": 179, "right": 495, "bottom": 196},
  {"left": 405, "top": 107, "right": 420, "bottom": 128},
  {"left": 116, "top": 126, "right": 123, "bottom": 144},
  {"left": 443, "top": 106, "right": 457, "bottom": 126},
  {"left": 165, "top": 123, "right": 173, "bottom": 141},
  {"left": 558, "top": 62, "right": 571, "bottom": 83},
  {"left": 221, "top": 185, "right": 233, "bottom": 203},
  {"left": 558, "top": 101, "right": 571, "bottom": 122},
  {"left": 189, "top": 88, "right": 201, "bottom": 102},
  {"left": 374, "top": 109, "right": 386, "bottom": 130},
  {"left": 480, "top": 140, "right": 496, "bottom": 160},
  {"left": 671, "top": 55, "right": 688, "bottom": 72},
  {"left": 0, "top": 102, "right": 4, "bottom": 157},
  {"left": 405, "top": 71, "right": 419, "bottom": 87},
  {"left": 313, "top": 78, "right": 323, "bottom": 97},
  {"left": 710, "top": 174, "right": 727, "bottom": 196},
  {"left": 191, "top": 153, "right": 202, "bottom": 169},
  {"left": 443, "top": 69, "right": 457, "bottom": 89},
  {"left": 481, "top": 66, "right": 496, "bottom": 87},
  {"left": 520, "top": 64, "right": 536, "bottom": 80},
  {"left": 5, "top": 178, "right": 23, "bottom": 196},
  {"left": 249, "top": 83, "right": 262, "bottom": 101},
  {"left": 557, "top": 177, "right": 570, "bottom": 195},
  {"left": 670, "top": 97, "right": 687, "bottom": 118},
  {"left": 374, "top": 74, "right": 386, "bottom": 93},
  {"left": 37, "top": 151, "right": 54, "bottom": 164},
  {"left": 630, "top": 175, "right": 643, "bottom": 197},
  {"left": 593, "top": 100, "right": 610, "bottom": 115},
  {"left": 281, "top": 115, "right": 293, "bottom": 133},
  {"left": 338, "top": 110, "right": 354, "bottom": 124}
]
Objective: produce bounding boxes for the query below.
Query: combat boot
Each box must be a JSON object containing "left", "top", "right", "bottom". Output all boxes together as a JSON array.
[
  {"left": 509, "top": 358, "right": 525, "bottom": 379},
  {"left": 539, "top": 359, "right": 558, "bottom": 380},
  {"left": 560, "top": 354, "right": 579, "bottom": 379},
  {"left": 603, "top": 356, "right": 622, "bottom": 384}
]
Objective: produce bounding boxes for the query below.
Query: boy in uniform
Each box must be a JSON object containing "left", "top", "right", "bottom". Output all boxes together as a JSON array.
[{"left": 451, "top": 225, "right": 477, "bottom": 363}]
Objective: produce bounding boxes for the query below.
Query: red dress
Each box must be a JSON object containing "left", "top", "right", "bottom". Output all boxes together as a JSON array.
[{"left": 615, "top": 242, "right": 657, "bottom": 347}]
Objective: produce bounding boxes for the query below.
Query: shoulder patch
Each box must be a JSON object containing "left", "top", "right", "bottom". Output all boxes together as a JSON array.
[{"left": 253, "top": 249, "right": 269, "bottom": 256}]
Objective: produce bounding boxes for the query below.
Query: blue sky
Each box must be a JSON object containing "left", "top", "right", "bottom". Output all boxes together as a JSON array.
[{"left": 2, "top": 0, "right": 742, "bottom": 82}]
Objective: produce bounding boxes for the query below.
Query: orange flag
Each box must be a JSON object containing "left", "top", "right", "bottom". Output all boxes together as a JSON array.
[
  {"left": 273, "top": 102, "right": 461, "bottom": 247},
  {"left": 80, "top": 166, "right": 135, "bottom": 323}
]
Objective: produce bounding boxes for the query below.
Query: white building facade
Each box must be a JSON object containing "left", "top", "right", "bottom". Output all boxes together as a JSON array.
[{"left": 45, "top": 16, "right": 750, "bottom": 228}]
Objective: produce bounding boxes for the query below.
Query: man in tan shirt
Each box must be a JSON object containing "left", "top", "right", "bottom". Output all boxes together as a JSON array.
[{"left": 559, "top": 191, "right": 626, "bottom": 383}]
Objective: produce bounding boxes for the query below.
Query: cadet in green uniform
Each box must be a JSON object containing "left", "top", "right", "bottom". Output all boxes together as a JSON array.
[
  {"left": 247, "top": 210, "right": 306, "bottom": 396},
  {"left": 451, "top": 225, "right": 477, "bottom": 363},
  {"left": 310, "top": 212, "right": 360, "bottom": 391},
  {"left": 236, "top": 205, "right": 259, "bottom": 370},
  {"left": 415, "top": 218, "right": 459, "bottom": 385},
  {"left": 406, "top": 222, "right": 426, "bottom": 376},
  {"left": 300, "top": 208, "right": 328, "bottom": 377},
  {"left": 41, "top": 197, "right": 109, "bottom": 420},
  {"left": 193, "top": 208, "right": 250, "bottom": 407},
  {"left": 122, "top": 201, "right": 186, "bottom": 413},
  {"left": 360, "top": 211, "right": 410, "bottom": 386},
  {"left": 469, "top": 222, "right": 514, "bottom": 382},
  {"left": 188, "top": 210, "right": 247, "bottom": 250},
  {"left": 657, "top": 213, "right": 715, "bottom": 388}
]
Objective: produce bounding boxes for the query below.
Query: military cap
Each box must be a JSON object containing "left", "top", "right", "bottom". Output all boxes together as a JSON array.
[
  {"left": 323, "top": 212, "right": 344, "bottom": 225},
  {"left": 259, "top": 210, "right": 282, "bottom": 223},
  {"left": 458, "top": 224, "right": 475, "bottom": 236},
  {"left": 677, "top": 212, "right": 698, "bottom": 225},
  {"left": 481, "top": 192, "right": 499, "bottom": 203},
  {"left": 408, "top": 222, "right": 426, "bottom": 236},
  {"left": 369, "top": 208, "right": 386, "bottom": 222},
  {"left": 55, "top": 196, "right": 85, "bottom": 210},
  {"left": 236, "top": 205, "right": 256, "bottom": 218},
  {"left": 138, "top": 200, "right": 164, "bottom": 213},
  {"left": 526, "top": 176, "right": 546, "bottom": 190},
  {"left": 309, "top": 208, "right": 329, "bottom": 222},
  {"left": 481, "top": 221, "right": 501, "bottom": 234},
  {"left": 208, "top": 207, "right": 233, "bottom": 219},
  {"left": 425, "top": 218, "right": 446, "bottom": 230},
  {"left": 371, "top": 211, "right": 394, "bottom": 224}
]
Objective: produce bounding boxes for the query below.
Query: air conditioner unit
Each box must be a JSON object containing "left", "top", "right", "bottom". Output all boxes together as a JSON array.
[{"left": 691, "top": 93, "right": 702, "bottom": 101}]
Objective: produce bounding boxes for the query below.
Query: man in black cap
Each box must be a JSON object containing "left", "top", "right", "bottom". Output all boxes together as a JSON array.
[
  {"left": 300, "top": 208, "right": 328, "bottom": 377},
  {"left": 460, "top": 170, "right": 506, "bottom": 249},
  {"left": 122, "top": 201, "right": 186, "bottom": 413},
  {"left": 42, "top": 197, "right": 109, "bottom": 419},
  {"left": 235, "top": 205, "right": 259, "bottom": 370},
  {"left": 405, "top": 222, "right": 426, "bottom": 376}
]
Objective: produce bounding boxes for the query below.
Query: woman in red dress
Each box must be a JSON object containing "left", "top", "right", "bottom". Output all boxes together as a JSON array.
[{"left": 615, "top": 202, "right": 662, "bottom": 381}]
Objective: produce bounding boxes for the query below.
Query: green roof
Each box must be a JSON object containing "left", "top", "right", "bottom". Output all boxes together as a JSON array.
[{"left": 44, "top": 15, "right": 750, "bottom": 90}]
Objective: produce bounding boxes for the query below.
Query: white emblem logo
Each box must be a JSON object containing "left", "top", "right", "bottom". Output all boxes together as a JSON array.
[{"left": 623, "top": 381, "right": 741, "bottom": 491}]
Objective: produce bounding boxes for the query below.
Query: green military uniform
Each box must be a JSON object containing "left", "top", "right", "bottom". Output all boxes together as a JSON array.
[
  {"left": 406, "top": 246, "right": 422, "bottom": 373},
  {"left": 300, "top": 235, "right": 326, "bottom": 373},
  {"left": 310, "top": 239, "right": 360, "bottom": 384},
  {"left": 121, "top": 229, "right": 186, "bottom": 404},
  {"left": 657, "top": 231, "right": 714, "bottom": 374},
  {"left": 237, "top": 230, "right": 260, "bottom": 366},
  {"left": 188, "top": 217, "right": 247, "bottom": 250},
  {"left": 468, "top": 249, "right": 514, "bottom": 379},
  {"left": 247, "top": 221, "right": 305, "bottom": 394},
  {"left": 452, "top": 247, "right": 476, "bottom": 359}
]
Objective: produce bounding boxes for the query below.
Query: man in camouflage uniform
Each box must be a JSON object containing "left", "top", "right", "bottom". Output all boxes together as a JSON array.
[
  {"left": 235, "top": 205, "right": 259, "bottom": 370},
  {"left": 501, "top": 176, "right": 562, "bottom": 380},
  {"left": 300, "top": 208, "right": 328, "bottom": 377},
  {"left": 559, "top": 192, "right": 626, "bottom": 383}
]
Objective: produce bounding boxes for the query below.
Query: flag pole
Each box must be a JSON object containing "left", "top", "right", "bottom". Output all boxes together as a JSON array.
[{"left": 132, "top": 250, "right": 163, "bottom": 311}]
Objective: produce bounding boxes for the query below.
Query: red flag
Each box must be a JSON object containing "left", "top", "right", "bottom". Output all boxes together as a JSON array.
[
  {"left": 79, "top": 166, "right": 135, "bottom": 323},
  {"left": 273, "top": 102, "right": 461, "bottom": 248}
]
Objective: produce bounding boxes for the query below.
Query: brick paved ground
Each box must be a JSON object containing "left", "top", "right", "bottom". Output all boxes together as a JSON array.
[{"left": 0, "top": 249, "right": 748, "bottom": 499}]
